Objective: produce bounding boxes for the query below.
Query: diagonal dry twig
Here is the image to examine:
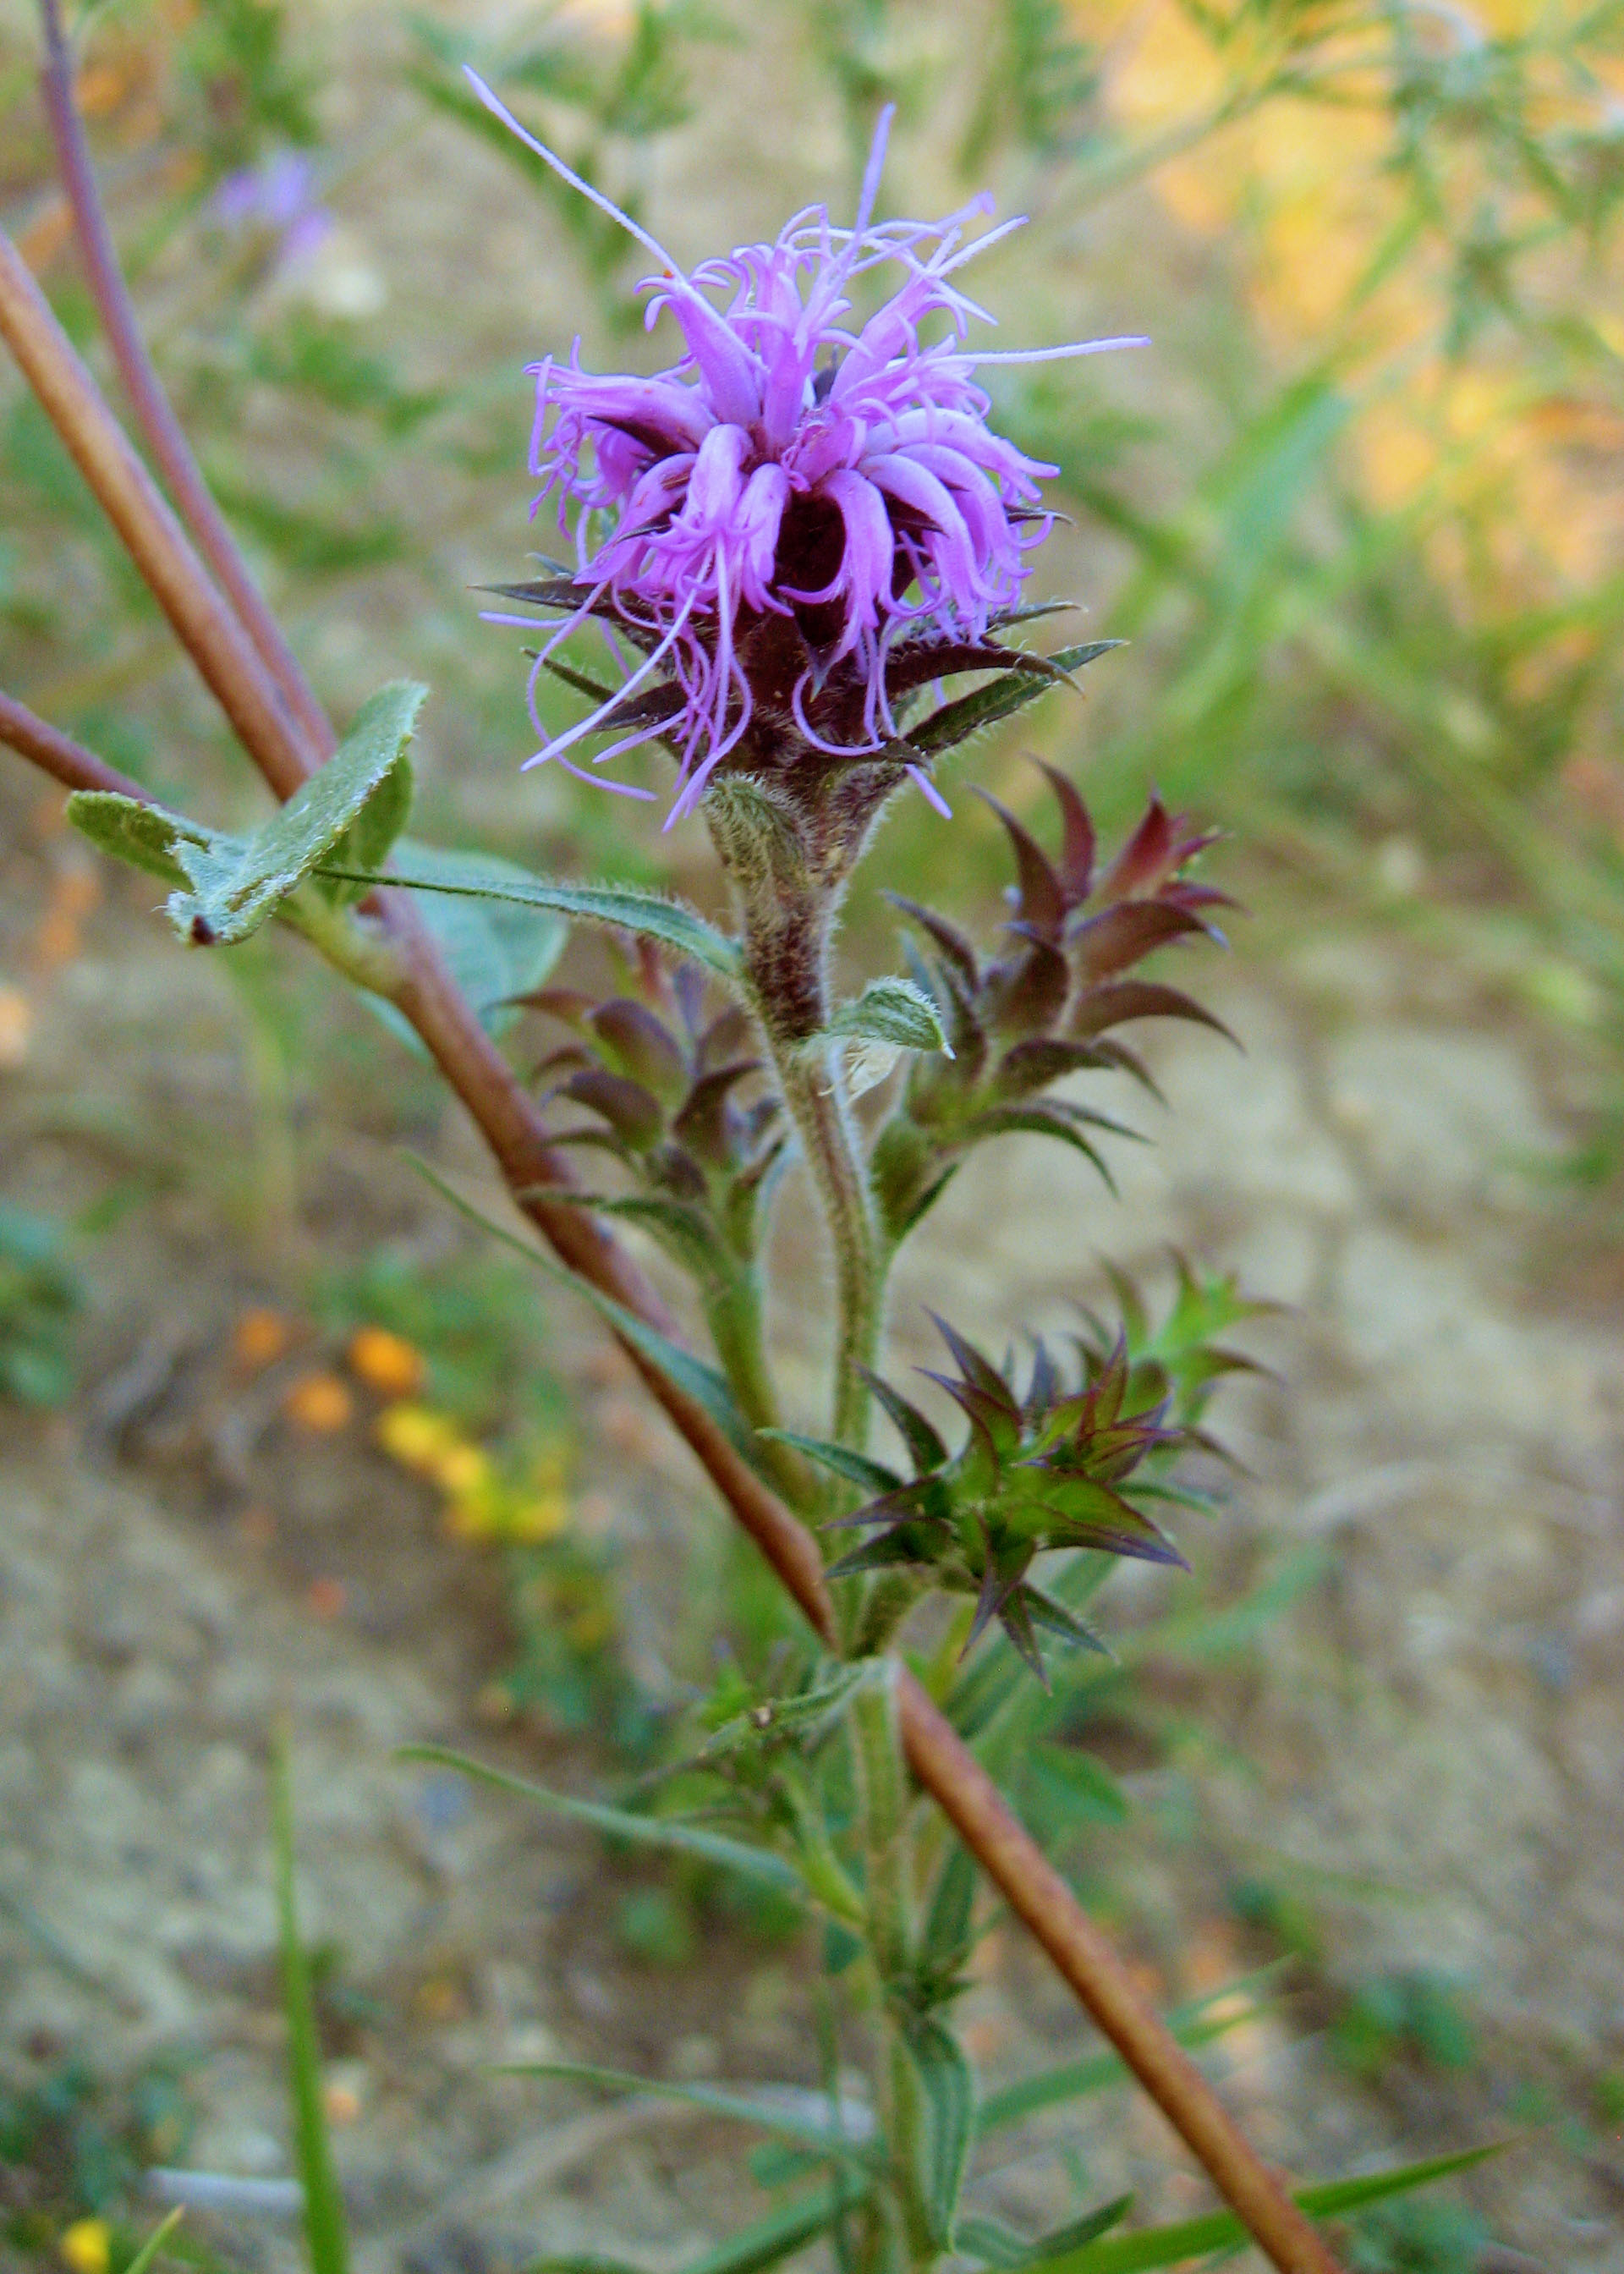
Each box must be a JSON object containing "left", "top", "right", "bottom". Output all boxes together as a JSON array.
[{"left": 0, "top": 74, "right": 1345, "bottom": 2271}]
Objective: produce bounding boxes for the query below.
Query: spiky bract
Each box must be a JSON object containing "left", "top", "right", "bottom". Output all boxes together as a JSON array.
[{"left": 870, "top": 771, "right": 1235, "bottom": 1241}]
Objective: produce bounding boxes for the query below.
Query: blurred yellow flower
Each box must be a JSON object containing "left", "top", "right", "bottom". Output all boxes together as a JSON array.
[
  {"left": 59, "top": 2221, "right": 110, "bottom": 2274},
  {"left": 376, "top": 1401, "right": 462, "bottom": 1474}
]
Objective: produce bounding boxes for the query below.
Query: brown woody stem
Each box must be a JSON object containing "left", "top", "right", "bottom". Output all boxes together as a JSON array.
[
  {"left": 36, "top": 0, "right": 334, "bottom": 762},
  {"left": 0, "top": 183, "right": 1342, "bottom": 2274}
]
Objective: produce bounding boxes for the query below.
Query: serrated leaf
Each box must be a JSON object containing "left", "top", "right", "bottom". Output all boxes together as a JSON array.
[
  {"left": 65, "top": 792, "right": 219, "bottom": 892},
  {"left": 170, "top": 682, "right": 424, "bottom": 944},
  {"left": 499, "top": 2061, "right": 881, "bottom": 2164},
  {"left": 1019, "top": 2145, "right": 1502, "bottom": 2274},
  {"left": 399, "top": 1744, "right": 802, "bottom": 1892},
  {"left": 900, "top": 2013, "right": 974, "bottom": 2249},
  {"left": 903, "top": 643, "right": 1122, "bottom": 761},
  {"left": 325, "top": 861, "right": 742, "bottom": 980},
  {"left": 826, "top": 977, "right": 949, "bottom": 1056}
]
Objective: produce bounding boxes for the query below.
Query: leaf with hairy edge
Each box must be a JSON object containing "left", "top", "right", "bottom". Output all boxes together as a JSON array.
[
  {"left": 826, "top": 977, "right": 950, "bottom": 1056},
  {"left": 961, "top": 1107, "right": 1117, "bottom": 1191},
  {"left": 1018, "top": 2146, "right": 1503, "bottom": 2274},
  {"left": 398, "top": 1744, "right": 803, "bottom": 1892},
  {"left": 903, "top": 643, "right": 1122, "bottom": 760},
  {"left": 901, "top": 2012, "right": 975, "bottom": 2249},
  {"left": 497, "top": 2062, "right": 882, "bottom": 2166},
  {"left": 321, "top": 861, "right": 743, "bottom": 980},
  {"left": 66, "top": 793, "right": 221, "bottom": 891},
  {"left": 169, "top": 682, "right": 424, "bottom": 944},
  {"left": 408, "top": 1157, "right": 769, "bottom": 1476},
  {"left": 382, "top": 841, "right": 568, "bottom": 1045}
]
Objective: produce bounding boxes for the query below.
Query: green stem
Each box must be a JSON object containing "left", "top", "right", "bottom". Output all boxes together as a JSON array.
[
  {"left": 776, "top": 1041, "right": 883, "bottom": 1452},
  {"left": 702, "top": 1266, "right": 809, "bottom": 1508},
  {"left": 851, "top": 1676, "right": 934, "bottom": 2271}
]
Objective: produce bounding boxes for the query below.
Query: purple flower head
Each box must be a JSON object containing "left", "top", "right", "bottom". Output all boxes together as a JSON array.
[{"left": 472, "top": 74, "right": 1143, "bottom": 829}]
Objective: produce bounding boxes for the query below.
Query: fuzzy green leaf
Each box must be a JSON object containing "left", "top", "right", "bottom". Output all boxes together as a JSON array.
[
  {"left": 65, "top": 792, "right": 219, "bottom": 892},
  {"left": 1018, "top": 2146, "right": 1502, "bottom": 2274},
  {"left": 901, "top": 2012, "right": 975, "bottom": 2249},
  {"left": 325, "top": 861, "right": 742, "bottom": 980},
  {"left": 169, "top": 682, "right": 424, "bottom": 943},
  {"left": 826, "top": 977, "right": 950, "bottom": 1056},
  {"left": 903, "top": 643, "right": 1122, "bottom": 761},
  {"left": 399, "top": 1744, "right": 803, "bottom": 1892}
]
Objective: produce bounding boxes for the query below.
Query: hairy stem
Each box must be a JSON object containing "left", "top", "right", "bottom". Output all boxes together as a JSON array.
[
  {"left": 851, "top": 1676, "right": 933, "bottom": 2271},
  {"left": 0, "top": 195, "right": 1344, "bottom": 2274},
  {"left": 776, "top": 1043, "right": 882, "bottom": 1451},
  {"left": 701, "top": 1266, "right": 808, "bottom": 1507}
]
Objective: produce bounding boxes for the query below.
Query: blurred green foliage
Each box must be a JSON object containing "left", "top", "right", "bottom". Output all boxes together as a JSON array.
[{"left": 0, "top": 1203, "right": 82, "bottom": 1406}]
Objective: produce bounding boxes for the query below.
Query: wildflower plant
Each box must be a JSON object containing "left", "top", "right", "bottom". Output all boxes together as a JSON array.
[{"left": 0, "top": 14, "right": 1489, "bottom": 2270}]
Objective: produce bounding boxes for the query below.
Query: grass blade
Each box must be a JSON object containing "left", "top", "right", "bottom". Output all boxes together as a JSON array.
[
  {"left": 272, "top": 1736, "right": 351, "bottom": 2274},
  {"left": 399, "top": 1744, "right": 803, "bottom": 1892}
]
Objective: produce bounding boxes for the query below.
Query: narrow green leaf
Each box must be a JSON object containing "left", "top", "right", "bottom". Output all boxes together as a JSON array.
[
  {"left": 497, "top": 2061, "right": 880, "bottom": 2165},
  {"left": 1020, "top": 2146, "right": 1502, "bottom": 2274},
  {"left": 65, "top": 792, "right": 218, "bottom": 891},
  {"left": 919, "top": 1840, "right": 976, "bottom": 1976},
  {"left": 322, "top": 863, "right": 742, "bottom": 980},
  {"left": 398, "top": 1743, "right": 802, "bottom": 1892},
  {"left": 826, "top": 976, "right": 949, "bottom": 1056},
  {"left": 272, "top": 1737, "right": 351, "bottom": 2274},
  {"left": 904, "top": 644, "right": 1122, "bottom": 760},
  {"left": 976, "top": 1972, "right": 1284, "bottom": 2133},
  {"left": 170, "top": 683, "right": 425, "bottom": 944},
  {"left": 369, "top": 840, "right": 566, "bottom": 1045},
  {"left": 409, "top": 1156, "right": 767, "bottom": 1474},
  {"left": 123, "top": 2207, "right": 186, "bottom": 2274},
  {"left": 757, "top": 1429, "right": 903, "bottom": 1497},
  {"left": 677, "top": 2184, "right": 871, "bottom": 2274},
  {"left": 1022, "top": 2200, "right": 1134, "bottom": 2260},
  {"left": 902, "top": 2012, "right": 975, "bottom": 2249}
]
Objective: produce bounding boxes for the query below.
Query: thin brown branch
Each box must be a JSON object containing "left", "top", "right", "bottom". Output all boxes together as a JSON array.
[
  {"left": 36, "top": 0, "right": 335, "bottom": 762},
  {"left": 0, "top": 208, "right": 1344, "bottom": 2274},
  {"left": 0, "top": 686, "right": 147, "bottom": 799},
  {"left": 0, "top": 228, "right": 318, "bottom": 800}
]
